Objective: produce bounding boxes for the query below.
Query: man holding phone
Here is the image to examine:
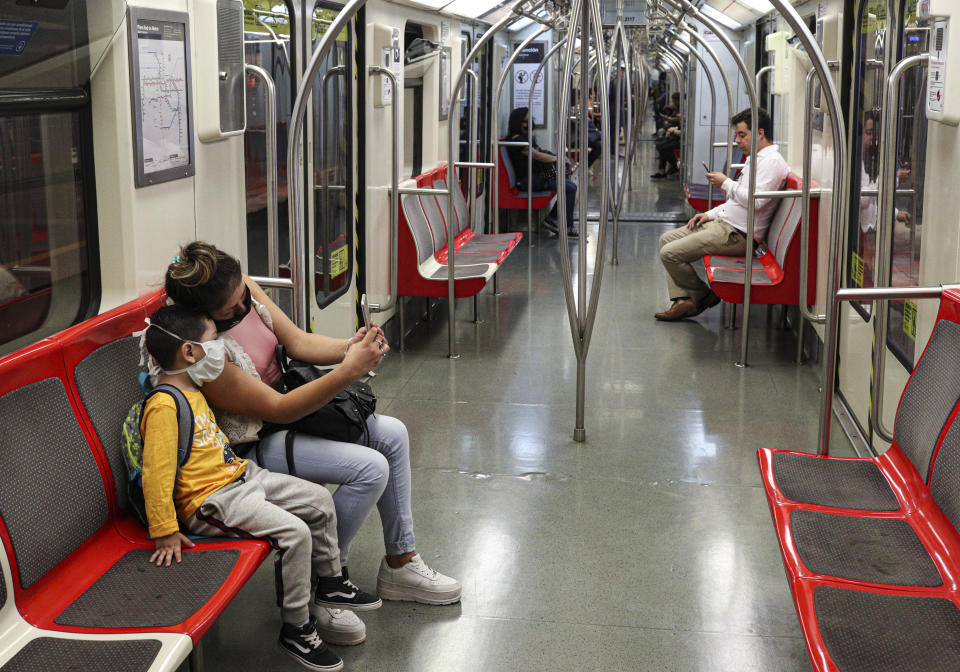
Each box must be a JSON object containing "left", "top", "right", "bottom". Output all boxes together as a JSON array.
[{"left": 655, "top": 108, "right": 789, "bottom": 322}]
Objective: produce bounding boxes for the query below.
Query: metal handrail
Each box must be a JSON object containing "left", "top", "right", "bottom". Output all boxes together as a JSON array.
[
  {"left": 609, "top": 20, "right": 633, "bottom": 265},
  {"left": 490, "top": 24, "right": 550, "bottom": 295},
  {"left": 869, "top": 53, "right": 929, "bottom": 445},
  {"left": 656, "top": 47, "right": 687, "bottom": 183},
  {"left": 658, "top": 41, "right": 690, "bottom": 186},
  {"left": 681, "top": 26, "right": 734, "bottom": 185},
  {"left": 556, "top": 0, "right": 611, "bottom": 442},
  {"left": 367, "top": 65, "right": 399, "bottom": 314},
  {"left": 799, "top": 67, "right": 826, "bottom": 344},
  {"left": 668, "top": 29, "right": 717, "bottom": 207},
  {"left": 287, "top": 0, "right": 365, "bottom": 329},
  {"left": 244, "top": 64, "right": 279, "bottom": 278},
  {"left": 317, "top": 64, "right": 346, "bottom": 298},
  {"left": 528, "top": 38, "right": 568, "bottom": 239},
  {"left": 664, "top": 0, "right": 760, "bottom": 368},
  {"left": 464, "top": 68, "right": 480, "bottom": 232},
  {"left": 445, "top": 3, "right": 533, "bottom": 358}
]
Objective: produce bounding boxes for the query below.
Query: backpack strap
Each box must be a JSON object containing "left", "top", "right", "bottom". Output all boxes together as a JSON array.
[
  {"left": 285, "top": 430, "right": 298, "bottom": 478},
  {"left": 147, "top": 384, "right": 195, "bottom": 468}
]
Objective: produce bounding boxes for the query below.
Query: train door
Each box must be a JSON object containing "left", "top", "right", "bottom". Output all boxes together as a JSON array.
[{"left": 838, "top": 0, "right": 929, "bottom": 446}]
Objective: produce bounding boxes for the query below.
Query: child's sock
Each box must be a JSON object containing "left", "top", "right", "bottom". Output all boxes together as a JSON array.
[{"left": 288, "top": 618, "right": 310, "bottom": 629}]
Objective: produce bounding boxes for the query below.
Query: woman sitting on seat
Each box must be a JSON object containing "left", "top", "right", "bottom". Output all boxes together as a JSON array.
[
  {"left": 160, "top": 241, "right": 462, "bottom": 646},
  {"left": 505, "top": 106, "right": 579, "bottom": 238}
]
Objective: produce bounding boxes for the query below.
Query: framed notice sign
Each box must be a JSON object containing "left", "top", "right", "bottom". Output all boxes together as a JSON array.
[{"left": 128, "top": 7, "right": 195, "bottom": 187}]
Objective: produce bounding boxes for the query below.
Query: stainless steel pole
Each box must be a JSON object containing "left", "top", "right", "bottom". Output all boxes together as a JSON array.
[
  {"left": 245, "top": 64, "right": 279, "bottom": 277},
  {"left": 528, "top": 38, "right": 568, "bottom": 239},
  {"left": 680, "top": 26, "right": 734, "bottom": 181},
  {"left": 367, "top": 65, "right": 400, "bottom": 314},
  {"left": 446, "top": 4, "right": 530, "bottom": 358},
  {"left": 667, "top": 29, "right": 717, "bottom": 208},
  {"left": 869, "top": 53, "right": 928, "bottom": 445}
]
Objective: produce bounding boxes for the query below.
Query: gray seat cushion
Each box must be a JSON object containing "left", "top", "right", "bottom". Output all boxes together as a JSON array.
[
  {"left": 73, "top": 337, "right": 145, "bottom": 511},
  {"left": 791, "top": 509, "right": 941, "bottom": 586},
  {"left": 711, "top": 267, "right": 773, "bottom": 285},
  {"left": 771, "top": 452, "right": 899, "bottom": 511},
  {"left": 428, "top": 264, "right": 491, "bottom": 280},
  {"left": 815, "top": 586, "right": 960, "bottom": 672},
  {"left": 0, "top": 638, "right": 162, "bottom": 672},
  {"left": 0, "top": 378, "right": 107, "bottom": 589},
  {"left": 56, "top": 548, "right": 240, "bottom": 628},
  {"left": 894, "top": 320, "right": 960, "bottom": 482}
]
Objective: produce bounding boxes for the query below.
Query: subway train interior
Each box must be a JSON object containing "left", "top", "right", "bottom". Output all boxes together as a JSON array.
[{"left": 3, "top": 0, "right": 960, "bottom": 670}]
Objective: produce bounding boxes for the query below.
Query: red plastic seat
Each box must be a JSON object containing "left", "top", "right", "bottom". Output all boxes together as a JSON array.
[
  {"left": 758, "top": 288, "right": 960, "bottom": 671},
  {"left": 703, "top": 173, "right": 818, "bottom": 306},
  {"left": 497, "top": 143, "right": 555, "bottom": 210},
  {"left": 0, "top": 291, "right": 270, "bottom": 669}
]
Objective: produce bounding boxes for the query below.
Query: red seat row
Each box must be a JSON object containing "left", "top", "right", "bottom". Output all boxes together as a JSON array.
[
  {"left": 0, "top": 290, "right": 269, "bottom": 671},
  {"left": 758, "top": 287, "right": 960, "bottom": 671}
]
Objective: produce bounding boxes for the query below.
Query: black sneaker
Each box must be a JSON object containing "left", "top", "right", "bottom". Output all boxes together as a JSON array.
[
  {"left": 315, "top": 575, "right": 382, "bottom": 611},
  {"left": 542, "top": 218, "right": 559, "bottom": 234},
  {"left": 278, "top": 618, "right": 343, "bottom": 671}
]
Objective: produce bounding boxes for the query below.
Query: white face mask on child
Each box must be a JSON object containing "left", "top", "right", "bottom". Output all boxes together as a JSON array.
[{"left": 149, "top": 323, "right": 227, "bottom": 386}]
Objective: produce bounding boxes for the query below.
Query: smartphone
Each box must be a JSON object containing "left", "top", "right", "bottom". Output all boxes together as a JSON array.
[
  {"left": 701, "top": 161, "right": 711, "bottom": 173},
  {"left": 360, "top": 293, "right": 371, "bottom": 329}
]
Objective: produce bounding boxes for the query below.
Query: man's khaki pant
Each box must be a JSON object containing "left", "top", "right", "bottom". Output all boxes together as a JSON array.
[{"left": 658, "top": 218, "right": 747, "bottom": 303}]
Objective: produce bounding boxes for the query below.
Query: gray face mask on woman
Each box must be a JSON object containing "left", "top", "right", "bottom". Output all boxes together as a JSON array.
[{"left": 148, "top": 323, "right": 227, "bottom": 386}]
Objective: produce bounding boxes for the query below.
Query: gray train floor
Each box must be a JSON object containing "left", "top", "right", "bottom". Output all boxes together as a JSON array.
[{"left": 203, "top": 124, "right": 849, "bottom": 671}]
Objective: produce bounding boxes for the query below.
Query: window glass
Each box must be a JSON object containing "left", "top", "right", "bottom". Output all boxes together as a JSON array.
[
  {"left": 312, "top": 6, "right": 353, "bottom": 308},
  {"left": 0, "top": 112, "right": 93, "bottom": 356}
]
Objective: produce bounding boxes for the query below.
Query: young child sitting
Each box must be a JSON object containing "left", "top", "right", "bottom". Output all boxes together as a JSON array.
[{"left": 140, "top": 305, "right": 380, "bottom": 671}]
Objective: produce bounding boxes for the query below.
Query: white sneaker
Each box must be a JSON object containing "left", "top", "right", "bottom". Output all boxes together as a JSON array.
[
  {"left": 311, "top": 606, "right": 366, "bottom": 646},
  {"left": 376, "top": 554, "right": 462, "bottom": 605}
]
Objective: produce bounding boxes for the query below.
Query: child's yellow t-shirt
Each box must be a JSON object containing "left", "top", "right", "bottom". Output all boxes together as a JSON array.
[{"left": 140, "top": 389, "right": 247, "bottom": 538}]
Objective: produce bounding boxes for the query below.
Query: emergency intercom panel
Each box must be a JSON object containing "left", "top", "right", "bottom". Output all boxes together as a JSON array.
[
  {"left": 927, "top": 1, "right": 959, "bottom": 125},
  {"left": 371, "top": 23, "right": 402, "bottom": 107}
]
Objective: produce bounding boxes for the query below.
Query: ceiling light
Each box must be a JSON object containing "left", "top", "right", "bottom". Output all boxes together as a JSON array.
[
  {"left": 441, "top": 0, "right": 506, "bottom": 19},
  {"left": 737, "top": 0, "right": 775, "bottom": 13},
  {"left": 701, "top": 4, "right": 744, "bottom": 30},
  {"left": 509, "top": 17, "right": 535, "bottom": 31}
]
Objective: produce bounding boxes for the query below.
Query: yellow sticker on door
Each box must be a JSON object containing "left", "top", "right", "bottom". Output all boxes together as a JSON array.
[
  {"left": 903, "top": 300, "right": 918, "bottom": 341},
  {"left": 851, "top": 251, "right": 865, "bottom": 288},
  {"left": 330, "top": 245, "right": 348, "bottom": 278}
]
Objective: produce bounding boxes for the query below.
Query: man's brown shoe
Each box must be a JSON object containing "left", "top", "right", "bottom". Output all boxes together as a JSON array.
[{"left": 655, "top": 298, "right": 697, "bottom": 321}]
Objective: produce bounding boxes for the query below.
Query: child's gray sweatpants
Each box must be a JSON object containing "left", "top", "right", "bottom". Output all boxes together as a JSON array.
[{"left": 183, "top": 461, "right": 340, "bottom": 624}]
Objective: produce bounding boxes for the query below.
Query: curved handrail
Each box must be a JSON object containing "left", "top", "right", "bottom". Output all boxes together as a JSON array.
[
  {"left": 527, "top": 38, "right": 568, "bottom": 238},
  {"left": 869, "top": 53, "right": 929, "bottom": 445},
  {"left": 244, "top": 64, "right": 279, "bottom": 278},
  {"left": 367, "top": 65, "right": 400, "bottom": 314}
]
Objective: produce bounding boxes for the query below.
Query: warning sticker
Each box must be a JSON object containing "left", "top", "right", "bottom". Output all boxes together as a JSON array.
[
  {"left": 330, "top": 245, "right": 348, "bottom": 278},
  {"left": 0, "top": 20, "right": 37, "bottom": 56},
  {"left": 903, "top": 300, "right": 918, "bottom": 341},
  {"left": 851, "top": 251, "right": 865, "bottom": 288}
]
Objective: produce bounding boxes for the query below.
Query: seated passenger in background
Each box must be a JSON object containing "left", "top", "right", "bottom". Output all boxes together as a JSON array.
[
  {"left": 140, "top": 305, "right": 380, "bottom": 672},
  {"left": 655, "top": 108, "right": 789, "bottom": 321},
  {"left": 506, "top": 106, "right": 579, "bottom": 238}
]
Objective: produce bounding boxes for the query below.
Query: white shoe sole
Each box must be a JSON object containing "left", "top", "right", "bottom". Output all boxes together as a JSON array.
[
  {"left": 277, "top": 642, "right": 344, "bottom": 671},
  {"left": 314, "top": 597, "right": 382, "bottom": 612},
  {"left": 377, "top": 578, "right": 462, "bottom": 605},
  {"left": 316, "top": 626, "right": 366, "bottom": 646}
]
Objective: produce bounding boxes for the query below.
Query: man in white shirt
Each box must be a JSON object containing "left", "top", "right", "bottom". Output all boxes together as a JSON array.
[{"left": 655, "top": 108, "right": 790, "bottom": 321}]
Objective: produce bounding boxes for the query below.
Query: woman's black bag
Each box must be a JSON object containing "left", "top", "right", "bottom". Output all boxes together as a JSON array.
[{"left": 268, "top": 345, "right": 376, "bottom": 447}]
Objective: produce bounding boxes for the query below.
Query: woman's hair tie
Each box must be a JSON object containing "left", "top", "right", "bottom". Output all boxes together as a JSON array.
[{"left": 172, "top": 255, "right": 183, "bottom": 264}]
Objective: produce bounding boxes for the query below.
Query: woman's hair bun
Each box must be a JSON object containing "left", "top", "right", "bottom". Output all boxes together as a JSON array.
[{"left": 168, "top": 241, "right": 219, "bottom": 287}]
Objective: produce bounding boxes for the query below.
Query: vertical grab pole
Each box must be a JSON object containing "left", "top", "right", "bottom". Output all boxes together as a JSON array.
[
  {"left": 447, "top": 5, "right": 530, "bottom": 359},
  {"left": 491, "top": 24, "right": 551, "bottom": 295},
  {"left": 870, "top": 53, "right": 929, "bottom": 445},
  {"left": 673, "top": 2, "right": 759, "bottom": 367},
  {"left": 245, "top": 64, "right": 280, "bottom": 277},
  {"left": 659, "top": 41, "right": 690, "bottom": 186},
  {"left": 367, "top": 66, "right": 400, "bottom": 314},
  {"left": 556, "top": 0, "right": 611, "bottom": 442},
  {"left": 667, "top": 30, "right": 717, "bottom": 209},
  {"left": 528, "top": 38, "right": 569, "bottom": 240},
  {"left": 464, "top": 68, "right": 480, "bottom": 232},
  {"left": 287, "top": 0, "right": 366, "bottom": 330}
]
